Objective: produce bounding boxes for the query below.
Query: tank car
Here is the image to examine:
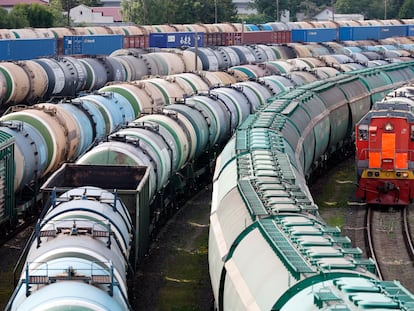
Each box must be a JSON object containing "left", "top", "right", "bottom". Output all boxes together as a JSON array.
[
  {"left": 4, "top": 54, "right": 414, "bottom": 309},
  {"left": 8, "top": 186, "right": 134, "bottom": 311},
  {"left": 209, "top": 62, "right": 414, "bottom": 309},
  {"left": 356, "top": 85, "right": 414, "bottom": 205}
]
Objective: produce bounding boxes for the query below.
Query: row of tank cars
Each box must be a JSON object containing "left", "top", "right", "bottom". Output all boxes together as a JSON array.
[
  {"left": 1, "top": 40, "right": 414, "bottom": 226},
  {"left": 208, "top": 62, "right": 414, "bottom": 310},
  {"left": 3, "top": 41, "right": 414, "bottom": 309},
  {"left": 2, "top": 19, "right": 414, "bottom": 59},
  {"left": 2, "top": 37, "right": 414, "bottom": 110}
]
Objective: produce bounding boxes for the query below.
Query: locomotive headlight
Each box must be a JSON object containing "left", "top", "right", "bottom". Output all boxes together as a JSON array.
[
  {"left": 396, "top": 171, "right": 409, "bottom": 178},
  {"left": 367, "top": 171, "right": 373, "bottom": 177},
  {"left": 385, "top": 122, "right": 394, "bottom": 131}
]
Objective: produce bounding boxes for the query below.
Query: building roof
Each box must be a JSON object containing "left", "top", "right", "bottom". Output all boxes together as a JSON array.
[
  {"left": 92, "top": 6, "right": 122, "bottom": 22},
  {"left": 0, "top": 0, "right": 48, "bottom": 6}
]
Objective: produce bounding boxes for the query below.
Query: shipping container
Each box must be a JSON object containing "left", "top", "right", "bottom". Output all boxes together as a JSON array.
[
  {"left": 123, "top": 34, "right": 149, "bottom": 49},
  {"left": 339, "top": 26, "right": 380, "bottom": 41},
  {"left": 0, "top": 38, "right": 56, "bottom": 61},
  {"left": 292, "top": 28, "right": 337, "bottom": 42},
  {"left": 149, "top": 32, "right": 204, "bottom": 48},
  {"left": 204, "top": 32, "right": 237, "bottom": 46},
  {"left": 379, "top": 25, "right": 407, "bottom": 39},
  {"left": 0, "top": 40, "right": 9, "bottom": 61},
  {"left": 273, "top": 30, "right": 292, "bottom": 43},
  {"left": 63, "top": 34, "right": 124, "bottom": 55},
  {"left": 407, "top": 25, "right": 414, "bottom": 36},
  {"left": 241, "top": 31, "right": 273, "bottom": 44}
]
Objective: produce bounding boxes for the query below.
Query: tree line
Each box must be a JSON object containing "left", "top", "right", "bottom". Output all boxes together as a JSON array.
[{"left": 0, "top": 0, "right": 413, "bottom": 28}]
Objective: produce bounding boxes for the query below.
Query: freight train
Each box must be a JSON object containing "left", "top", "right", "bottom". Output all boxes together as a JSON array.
[
  {"left": 5, "top": 57, "right": 414, "bottom": 309},
  {"left": 2, "top": 38, "right": 414, "bottom": 110},
  {"left": 2, "top": 40, "right": 413, "bottom": 212},
  {"left": 0, "top": 49, "right": 203, "bottom": 108},
  {"left": 355, "top": 84, "right": 414, "bottom": 205},
  {"left": 8, "top": 186, "right": 134, "bottom": 310},
  {"left": 2, "top": 18, "right": 414, "bottom": 60},
  {"left": 208, "top": 62, "right": 414, "bottom": 309},
  {"left": 5, "top": 67, "right": 280, "bottom": 311}
]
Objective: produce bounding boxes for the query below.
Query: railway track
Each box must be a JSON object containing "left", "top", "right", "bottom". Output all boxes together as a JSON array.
[
  {"left": 0, "top": 221, "right": 34, "bottom": 310},
  {"left": 341, "top": 203, "right": 369, "bottom": 257},
  {"left": 366, "top": 205, "right": 414, "bottom": 292}
]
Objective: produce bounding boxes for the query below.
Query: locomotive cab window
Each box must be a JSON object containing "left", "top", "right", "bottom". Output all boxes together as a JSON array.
[
  {"left": 358, "top": 124, "right": 368, "bottom": 140},
  {"left": 411, "top": 125, "right": 414, "bottom": 141}
]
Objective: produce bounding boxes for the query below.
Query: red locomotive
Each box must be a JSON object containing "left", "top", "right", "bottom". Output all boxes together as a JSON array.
[{"left": 356, "top": 95, "right": 414, "bottom": 205}]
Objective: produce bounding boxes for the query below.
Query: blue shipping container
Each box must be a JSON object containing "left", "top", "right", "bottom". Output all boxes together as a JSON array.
[
  {"left": 0, "top": 40, "right": 9, "bottom": 61},
  {"left": 339, "top": 26, "right": 380, "bottom": 41},
  {"left": 64, "top": 35, "right": 123, "bottom": 55},
  {"left": 0, "top": 38, "right": 56, "bottom": 61},
  {"left": 149, "top": 32, "right": 204, "bottom": 48},
  {"left": 407, "top": 25, "right": 414, "bottom": 36},
  {"left": 379, "top": 25, "right": 407, "bottom": 39},
  {"left": 292, "top": 28, "right": 337, "bottom": 42}
]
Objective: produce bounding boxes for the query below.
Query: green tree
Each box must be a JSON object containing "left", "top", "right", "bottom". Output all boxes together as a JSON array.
[
  {"left": 0, "top": 8, "right": 12, "bottom": 28},
  {"left": 10, "top": 4, "right": 55, "bottom": 27},
  {"left": 399, "top": 0, "right": 414, "bottom": 17},
  {"left": 27, "top": 4, "right": 55, "bottom": 27},
  {"left": 49, "top": 0, "right": 68, "bottom": 26},
  {"left": 62, "top": 0, "right": 77, "bottom": 12},
  {"left": 121, "top": 0, "right": 147, "bottom": 24},
  {"left": 335, "top": 0, "right": 398, "bottom": 19},
  {"left": 237, "top": 13, "right": 271, "bottom": 24},
  {"left": 8, "top": 5, "right": 30, "bottom": 28},
  {"left": 81, "top": 0, "right": 102, "bottom": 6},
  {"left": 254, "top": 0, "right": 297, "bottom": 21},
  {"left": 121, "top": 0, "right": 237, "bottom": 24}
]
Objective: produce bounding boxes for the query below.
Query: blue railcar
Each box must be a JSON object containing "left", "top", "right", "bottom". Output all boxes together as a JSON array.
[
  {"left": 149, "top": 32, "right": 204, "bottom": 48},
  {"left": 63, "top": 34, "right": 123, "bottom": 55},
  {"left": 339, "top": 26, "right": 380, "bottom": 41},
  {"left": 0, "top": 40, "right": 9, "bottom": 61},
  {"left": 406, "top": 24, "right": 414, "bottom": 36},
  {"left": 379, "top": 25, "right": 407, "bottom": 39},
  {"left": 292, "top": 28, "right": 337, "bottom": 42},
  {"left": 0, "top": 38, "right": 56, "bottom": 61}
]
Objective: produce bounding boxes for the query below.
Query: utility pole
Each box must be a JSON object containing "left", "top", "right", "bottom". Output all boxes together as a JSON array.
[
  {"left": 276, "top": 0, "right": 279, "bottom": 21},
  {"left": 67, "top": 0, "right": 70, "bottom": 26},
  {"left": 214, "top": 0, "right": 217, "bottom": 23}
]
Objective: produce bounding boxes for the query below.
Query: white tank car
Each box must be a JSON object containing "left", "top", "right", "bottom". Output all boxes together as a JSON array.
[{"left": 10, "top": 187, "right": 132, "bottom": 311}]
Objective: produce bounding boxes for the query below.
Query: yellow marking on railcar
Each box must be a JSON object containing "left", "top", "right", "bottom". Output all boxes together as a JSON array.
[{"left": 361, "top": 170, "right": 414, "bottom": 179}]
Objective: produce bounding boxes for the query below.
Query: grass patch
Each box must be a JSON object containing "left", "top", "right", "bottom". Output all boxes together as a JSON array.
[
  {"left": 154, "top": 193, "right": 212, "bottom": 311},
  {"left": 310, "top": 158, "right": 356, "bottom": 228},
  {"left": 157, "top": 244, "right": 210, "bottom": 310}
]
